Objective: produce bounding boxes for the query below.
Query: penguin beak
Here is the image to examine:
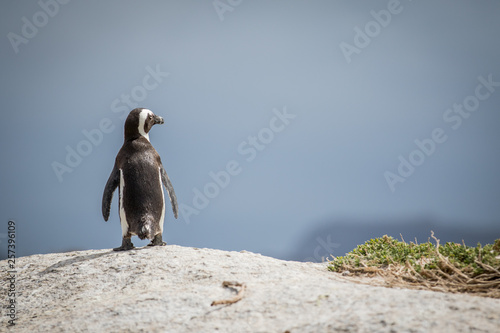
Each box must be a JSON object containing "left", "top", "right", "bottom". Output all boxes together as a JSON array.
[{"left": 154, "top": 115, "right": 164, "bottom": 125}]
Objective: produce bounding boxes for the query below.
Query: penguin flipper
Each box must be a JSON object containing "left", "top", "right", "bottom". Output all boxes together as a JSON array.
[
  {"left": 102, "top": 165, "right": 120, "bottom": 221},
  {"left": 160, "top": 166, "right": 179, "bottom": 219}
]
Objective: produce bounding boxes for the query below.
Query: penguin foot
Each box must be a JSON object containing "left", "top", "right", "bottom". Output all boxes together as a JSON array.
[
  {"left": 148, "top": 234, "right": 166, "bottom": 247},
  {"left": 113, "top": 238, "right": 135, "bottom": 251}
]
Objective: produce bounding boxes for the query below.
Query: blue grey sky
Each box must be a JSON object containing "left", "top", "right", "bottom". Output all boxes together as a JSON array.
[{"left": 1, "top": 0, "right": 499, "bottom": 260}]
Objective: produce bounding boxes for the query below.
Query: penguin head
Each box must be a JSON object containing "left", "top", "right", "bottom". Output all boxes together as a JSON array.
[{"left": 124, "top": 108, "right": 164, "bottom": 142}]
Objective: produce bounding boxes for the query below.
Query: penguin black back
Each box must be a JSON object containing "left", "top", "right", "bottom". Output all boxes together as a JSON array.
[{"left": 102, "top": 108, "right": 178, "bottom": 251}]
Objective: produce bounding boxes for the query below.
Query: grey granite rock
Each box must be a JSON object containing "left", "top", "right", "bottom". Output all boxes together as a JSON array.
[{"left": 2, "top": 245, "right": 499, "bottom": 332}]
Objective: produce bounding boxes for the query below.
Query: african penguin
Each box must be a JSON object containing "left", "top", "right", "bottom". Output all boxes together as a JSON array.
[{"left": 102, "top": 108, "right": 178, "bottom": 251}]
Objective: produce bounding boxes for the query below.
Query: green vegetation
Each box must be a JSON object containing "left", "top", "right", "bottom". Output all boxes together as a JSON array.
[{"left": 328, "top": 232, "right": 500, "bottom": 298}]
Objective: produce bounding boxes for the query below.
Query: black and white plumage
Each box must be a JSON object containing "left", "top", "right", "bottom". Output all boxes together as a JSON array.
[{"left": 102, "top": 108, "right": 178, "bottom": 251}]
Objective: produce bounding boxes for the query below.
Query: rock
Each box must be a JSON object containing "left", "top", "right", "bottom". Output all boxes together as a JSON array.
[{"left": 2, "top": 245, "right": 499, "bottom": 332}]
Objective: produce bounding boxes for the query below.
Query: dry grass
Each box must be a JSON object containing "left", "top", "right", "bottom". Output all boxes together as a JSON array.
[
  {"left": 328, "top": 232, "right": 500, "bottom": 298},
  {"left": 211, "top": 281, "right": 246, "bottom": 306}
]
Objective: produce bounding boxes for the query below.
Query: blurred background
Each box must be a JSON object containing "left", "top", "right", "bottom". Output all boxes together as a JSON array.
[{"left": 1, "top": 0, "right": 499, "bottom": 261}]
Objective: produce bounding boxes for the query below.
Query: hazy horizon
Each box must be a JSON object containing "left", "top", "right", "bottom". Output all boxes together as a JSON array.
[{"left": 1, "top": 1, "right": 499, "bottom": 260}]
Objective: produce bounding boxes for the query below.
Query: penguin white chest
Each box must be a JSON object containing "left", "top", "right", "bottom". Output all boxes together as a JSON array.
[
  {"left": 118, "top": 169, "right": 129, "bottom": 236},
  {"left": 158, "top": 167, "right": 166, "bottom": 234}
]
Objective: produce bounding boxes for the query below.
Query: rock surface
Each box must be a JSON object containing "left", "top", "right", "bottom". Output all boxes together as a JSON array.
[{"left": 2, "top": 245, "right": 499, "bottom": 332}]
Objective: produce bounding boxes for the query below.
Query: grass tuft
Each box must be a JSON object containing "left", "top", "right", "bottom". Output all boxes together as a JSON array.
[{"left": 328, "top": 232, "right": 500, "bottom": 298}]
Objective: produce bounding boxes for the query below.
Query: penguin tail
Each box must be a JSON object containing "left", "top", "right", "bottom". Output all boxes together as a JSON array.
[
  {"left": 138, "top": 216, "right": 154, "bottom": 240},
  {"left": 138, "top": 225, "right": 152, "bottom": 240}
]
